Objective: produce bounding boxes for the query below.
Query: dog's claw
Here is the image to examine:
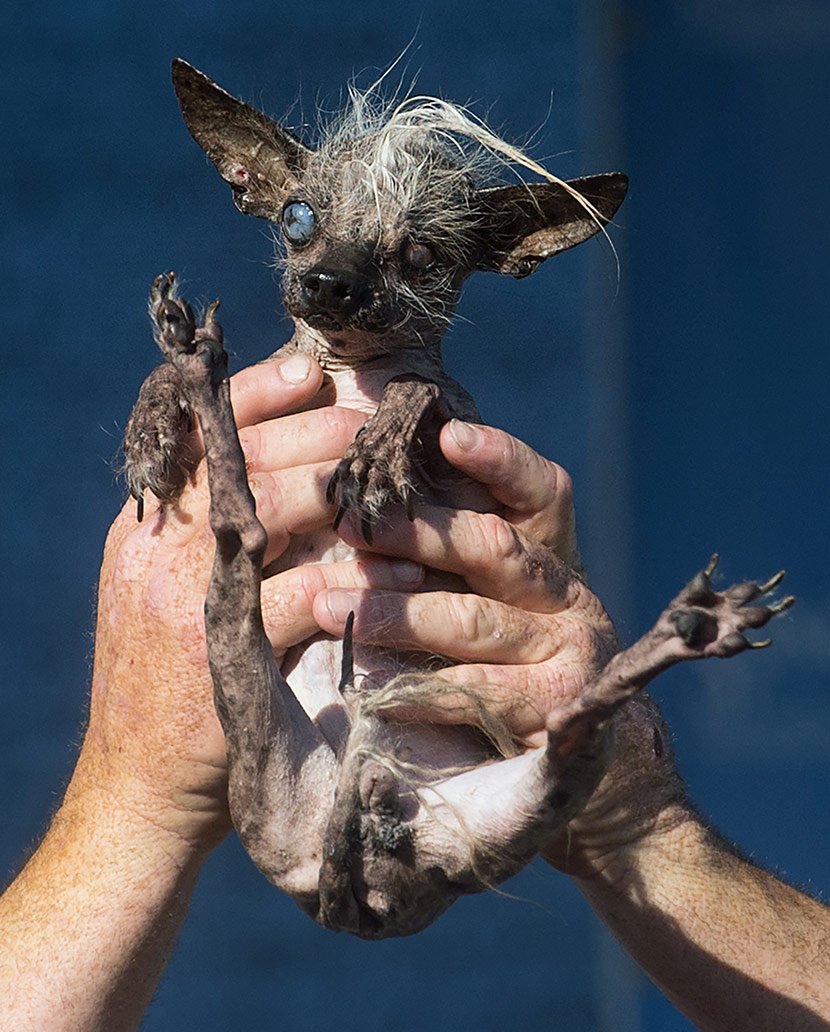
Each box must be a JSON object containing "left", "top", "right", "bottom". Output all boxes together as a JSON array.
[
  {"left": 759, "top": 570, "right": 786, "bottom": 594},
  {"left": 401, "top": 483, "right": 415, "bottom": 522},
  {"left": 338, "top": 611, "right": 356, "bottom": 694}
]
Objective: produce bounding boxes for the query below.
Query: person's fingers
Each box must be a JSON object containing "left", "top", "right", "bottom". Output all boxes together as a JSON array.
[
  {"left": 415, "top": 657, "right": 595, "bottom": 743},
  {"left": 312, "top": 584, "right": 611, "bottom": 739},
  {"left": 439, "top": 421, "right": 578, "bottom": 564},
  {"left": 131, "top": 458, "right": 337, "bottom": 559},
  {"left": 261, "top": 557, "right": 425, "bottom": 656},
  {"left": 249, "top": 461, "right": 342, "bottom": 565},
  {"left": 229, "top": 354, "right": 325, "bottom": 428},
  {"left": 336, "top": 508, "right": 575, "bottom": 613},
  {"left": 315, "top": 595, "right": 593, "bottom": 742},
  {"left": 238, "top": 406, "right": 366, "bottom": 474},
  {"left": 126, "top": 359, "right": 361, "bottom": 546},
  {"left": 182, "top": 355, "right": 327, "bottom": 467},
  {"left": 313, "top": 587, "right": 600, "bottom": 666}
]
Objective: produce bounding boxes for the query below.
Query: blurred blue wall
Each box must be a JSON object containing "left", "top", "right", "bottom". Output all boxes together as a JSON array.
[{"left": 1, "top": 2, "right": 827, "bottom": 1030}]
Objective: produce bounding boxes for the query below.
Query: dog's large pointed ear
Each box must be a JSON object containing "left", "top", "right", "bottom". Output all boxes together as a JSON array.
[
  {"left": 172, "top": 59, "right": 312, "bottom": 220},
  {"left": 475, "top": 173, "right": 628, "bottom": 278}
]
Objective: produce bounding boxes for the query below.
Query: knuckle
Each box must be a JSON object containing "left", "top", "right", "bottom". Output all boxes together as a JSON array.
[
  {"left": 250, "top": 470, "right": 284, "bottom": 519},
  {"left": 548, "top": 461, "right": 574, "bottom": 507},
  {"left": 323, "top": 405, "right": 365, "bottom": 446},
  {"left": 585, "top": 624, "right": 609, "bottom": 670},
  {"left": 571, "top": 580, "right": 616, "bottom": 641},
  {"left": 291, "top": 566, "right": 329, "bottom": 613},
  {"left": 112, "top": 534, "right": 152, "bottom": 587},
  {"left": 237, "top": 424, "right": 262, "bottom": 470},
  {"left": 540, "top": 657, "right": 589, "bottom": 708},
  {"left": 537, "top": 660, "right": 566, "bottom": 701},
  {"left": 264, "top": 574, "right": 315, "bottom": 633},
  {"left": 471, "top": 511, "right": 525, "bottom": 569},
  {"left": 179, "top": 603, "right": 208, "bottom": 655},
  {"left": 533, "top": 461, "right": 577, "bottom": 558},
  {"left": 141, "top": 553, "right": 206, "bottom": 634},
  {"left": 446, "top": 593, "right": 492, "bottom": 646},
  {"left": 261, "top": 589, "right": 291, "bottom": 635},
  {"left": 493, "top": 428, "right": 520, "bottom": 466}
]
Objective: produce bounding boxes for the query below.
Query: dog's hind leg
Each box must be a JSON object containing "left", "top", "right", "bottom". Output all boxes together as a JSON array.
[
  {"left": 414, "top": 557, "right": 794, "bottom": 887},
  {"left": 149, "top": 272, "right": 337, "bottom": 900}
]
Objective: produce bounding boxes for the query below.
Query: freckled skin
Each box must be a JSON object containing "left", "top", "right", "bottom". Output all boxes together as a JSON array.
[{"left": 123, "top": 63, "right": 792, "bottom": 938}]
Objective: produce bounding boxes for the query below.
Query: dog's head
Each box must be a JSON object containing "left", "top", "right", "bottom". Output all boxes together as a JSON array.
[{"left": 172, "top": 60, "right": 627, "bottom": 361}]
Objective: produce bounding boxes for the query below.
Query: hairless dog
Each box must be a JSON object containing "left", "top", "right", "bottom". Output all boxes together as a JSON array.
[{"left": 124, "top": 61, "right": 793, "bottom": 938}]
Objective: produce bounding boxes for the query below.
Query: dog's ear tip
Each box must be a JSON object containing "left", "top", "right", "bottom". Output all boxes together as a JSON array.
[{"left": 171, "top": 58, "right": 212, "bottom": 92}]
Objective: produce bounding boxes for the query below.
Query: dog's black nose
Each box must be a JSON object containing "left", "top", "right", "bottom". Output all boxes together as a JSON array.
[{"left": 300, "top": 267, "right": 369, "bottom": 315}]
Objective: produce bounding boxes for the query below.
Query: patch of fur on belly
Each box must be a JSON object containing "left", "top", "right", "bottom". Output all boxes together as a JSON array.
[{"left": 349, "top": 669, "right": 521, "bottom": 769}]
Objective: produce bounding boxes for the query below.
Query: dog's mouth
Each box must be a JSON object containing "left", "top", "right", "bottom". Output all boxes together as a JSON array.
[
  {"left": 300, "top": 308, "right": 393, "bottom": 335},
  {"left": 303, "top": 311, "right": 345, "bottom": 332},
  {"left": 290, "top": 300, "right": 400, "bottom": 352}
]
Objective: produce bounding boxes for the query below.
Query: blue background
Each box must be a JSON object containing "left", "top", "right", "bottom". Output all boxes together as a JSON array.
[{"left": 2, "top": 2, "right": 828, "bottom": 1029}]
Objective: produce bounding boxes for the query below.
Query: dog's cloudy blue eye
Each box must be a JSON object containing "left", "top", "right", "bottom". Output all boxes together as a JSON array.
[{"left": 281, "top": 202, "right": 317, "bottom": 246}]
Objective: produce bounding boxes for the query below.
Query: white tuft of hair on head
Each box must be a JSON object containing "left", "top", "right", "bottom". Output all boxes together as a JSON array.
[{"left": 310, "top": 79, "right": 618, "bottom": 279}]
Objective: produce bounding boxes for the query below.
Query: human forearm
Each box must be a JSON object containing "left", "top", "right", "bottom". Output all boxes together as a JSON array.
[
  {"left": 571, "top": 804, "right": 830, "bottom": 1032},
  {"left": 322, "top": 421, "right": 828, "bottom": 1026},
  {"left": 0, "top": 764, "right": 205, "bottom": 1032},
  {"left": 0, "top": 356, "right": 422, "bottom": 1030}
]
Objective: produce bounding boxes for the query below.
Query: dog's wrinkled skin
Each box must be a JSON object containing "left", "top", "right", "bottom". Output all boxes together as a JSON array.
[{"left": 124, "top": 62, "right": 793, "bottom": 938}]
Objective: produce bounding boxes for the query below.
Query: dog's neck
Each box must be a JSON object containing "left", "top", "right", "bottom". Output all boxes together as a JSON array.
[{"left": 284, "top": 318, "right": 446, "bottom": 376}]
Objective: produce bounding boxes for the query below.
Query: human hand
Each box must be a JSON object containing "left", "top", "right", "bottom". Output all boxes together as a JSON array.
[
  {"left": 312, "top": 419, "right": 684, "bottom": 881},
  {"left": 75, "top": 355, "right": 424, "bottom": 857}
]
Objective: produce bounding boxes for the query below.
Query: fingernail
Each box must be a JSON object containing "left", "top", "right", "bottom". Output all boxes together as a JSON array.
[
  {"left": 448, "top": 418, "right": 480, "bottom": 451},
  {"left": 389, "top": 560, "right": 424, "bottom": 586},
  {"left": 326, "top": 590, "right": 359, "bottom": 625},
  {"left": 278, "top": 353, "right": 311, "bottom": 384}
]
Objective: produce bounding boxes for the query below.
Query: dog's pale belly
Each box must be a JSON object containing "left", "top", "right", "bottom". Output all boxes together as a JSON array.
[{"left": 276, "top": 525, "right": 497, "bottom": 785}]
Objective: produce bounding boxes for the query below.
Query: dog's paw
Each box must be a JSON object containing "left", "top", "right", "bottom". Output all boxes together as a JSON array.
[
  {"left": 123, "top": 363, "right": 193, "bottom": 521},
  {"left": 327, "top": 423, "right": 423, "bottom": 544},
  {"left": 665, "top": 554, "right": 795, "bottom": 657}
]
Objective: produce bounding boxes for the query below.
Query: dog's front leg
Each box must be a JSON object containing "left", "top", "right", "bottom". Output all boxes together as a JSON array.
[
  {"left": 149, "top": 273, "right": 337, "bottom": 902},
  {"left": 326, "top": 373, "right": 454, "bottom": 542},
  {"left": 123, "top": 362, "right": 192, "bottom": 522}
]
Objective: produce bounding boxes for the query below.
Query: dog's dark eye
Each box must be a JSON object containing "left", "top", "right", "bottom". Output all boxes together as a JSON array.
[
  {"left": 403, "top": 242, "right": 436, "bottom": 270},
  {"left": 281, "top": 201, "right": 317, "bottom": 247}
]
